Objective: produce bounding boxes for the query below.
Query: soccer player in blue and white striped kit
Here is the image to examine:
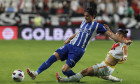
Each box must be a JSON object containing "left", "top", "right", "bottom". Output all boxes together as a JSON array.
[{"left": 27, "top": 7, "right": 132, "bottom": 80}]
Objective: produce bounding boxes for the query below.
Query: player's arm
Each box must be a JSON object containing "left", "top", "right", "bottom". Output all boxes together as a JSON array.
[
  {"left": 64, "top": 32, "right": 78, "bottom": 45},
  {"left": 105, "top": 30, "right": 124, "bottom": 42},
  {"left": 103, "top": 24, "right": 117, "bottom": 43},
  {"left": 104, "top": 24, "right": 132, "bottom": 45},
  {"left": 122, "top": 45, "right": 128, "bottom": 61}
]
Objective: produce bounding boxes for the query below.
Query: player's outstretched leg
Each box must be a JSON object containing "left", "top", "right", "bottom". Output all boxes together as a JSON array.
[
  {"left": 27, "top": 68, "right": 38, "bottom": 80},
  {"left": 100, "top": 75, "right": 122, "bottom": 82},
  {"left": 56, "top": 72, "right": 83, "bottom": 82},
  {"left": 36, "top": 55, "right": 57, "bottom": 74}
]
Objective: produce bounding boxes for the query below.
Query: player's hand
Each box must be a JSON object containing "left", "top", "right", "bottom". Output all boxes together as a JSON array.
[
  {"left": 64, "top": 41, "right": 68, "bottom": 45},
  {"left": 124, "top": 40, "right": 132, "bottom": 45},
  {"left": 104, "top": 24, "right": 111, "bottom": 32},
  {"left": 64, "top": 39, "right": 70, "bottom": 45},
  {"left": 118, "top": 57, "right": 127, "bottom": 64}
]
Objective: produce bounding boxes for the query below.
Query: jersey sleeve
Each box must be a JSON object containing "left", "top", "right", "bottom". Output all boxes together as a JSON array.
[{"left": 97, "top": 23, "right": 107, "bottom": 34}]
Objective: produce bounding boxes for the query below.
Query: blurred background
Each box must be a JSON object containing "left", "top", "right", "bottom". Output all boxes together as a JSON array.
[
  {"left": 0, "top": 0, "right": 140, "bottom": 83},
  {"left": 0, "top": 0, "right": 140, "bottom": 40}
]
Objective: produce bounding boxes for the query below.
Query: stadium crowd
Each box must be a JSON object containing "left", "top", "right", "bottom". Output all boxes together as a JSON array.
[{"left": 0, "top": 0, "right": 140, "bottom": 29}]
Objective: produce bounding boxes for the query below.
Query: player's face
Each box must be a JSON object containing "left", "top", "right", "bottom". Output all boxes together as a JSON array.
[{"left": 84, "top": 12, "right": 94, "bottom": 23}]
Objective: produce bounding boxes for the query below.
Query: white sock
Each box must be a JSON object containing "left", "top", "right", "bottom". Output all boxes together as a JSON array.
[
  {"left": 32, "top": 71, "right": 38, "bottom": 76},
  {"left": 62, "top": 73, "right": 83, "bottom": 82},
  {"left": 101, "top": 75, "right": 122, "bottom": 82}
]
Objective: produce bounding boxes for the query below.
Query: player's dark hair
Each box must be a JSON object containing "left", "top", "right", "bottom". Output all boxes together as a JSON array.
[
  {"left": 117, "top": 30, "right": 128, "bottom": 38},
  {"left": 85, "top": 7, "right": 97, "bottom": 18}
]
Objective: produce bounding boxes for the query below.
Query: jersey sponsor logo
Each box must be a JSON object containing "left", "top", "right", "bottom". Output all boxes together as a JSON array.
[{"left": 79, "top": 28, "right": 91, "bottom": 34}]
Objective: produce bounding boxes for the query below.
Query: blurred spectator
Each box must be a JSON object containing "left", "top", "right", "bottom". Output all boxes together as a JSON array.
[
  {"left": 36, "top": 0, "right": 43, "bottom": 12},
  {"left": 76, "top": 5, "right": 84, "bottom": 14},
  {"left": 33, "top": 13, "right": 44, "bottom": 27},
  {"left": 18, "top": 0, "right": 24, "bottom": 13},
  {"left": 78, "top": 0, "right": 86, "bottom": 8},
  {"left": 32, "top": 0, "right": 41, "bottom": 12},
  {"left": 70, "top": 0, "right": 79, "bottom": 12},
  {"left": 106, "top": 0, "right": 114, "bottom": 16},
  {"left": 32, "top": 0, "right": 43, "bottom": 12},
  {"left": 0, "top": 3, "right": 5, "bottom": 12},
  {"left": 43, "top": 0, "right": 49, "bottom": 12},
  {"left": 112, "top": 0, "right": 118, "bottom": 13},
  {"left": 63, "top": 1, "right": 70, "bottom": 14},
  {"left": 117, "top": 0, "right": 128, "bottom": 19},
  {"left": 23, "top": 0, "right": 32, "bottom": 12},
  {"left": 98, "top": 0, "right": 105, "bottom": 16},
  {"left": 32, "top": 0, "right": 37, "bottom": 12},
  {"left": 56, "top": 3, "right": 64, "bottom": 15},
  {"left": 126, "top": 3, "right": 134, "bottom": 18},
  {"left": 87, "top": 0, "right": 97, "bottom": 9},
  {"left": 0, "top": 0, "right": 139, "bottom": 29},
  {"left": 131, "top": 0, "right": 140, "bottom": 22},
  {"left": 6, "top": 2, "right": 14, "bottom": 13},
  {"left": 50, "top": 1, "right": 57, "bottom": 15}
]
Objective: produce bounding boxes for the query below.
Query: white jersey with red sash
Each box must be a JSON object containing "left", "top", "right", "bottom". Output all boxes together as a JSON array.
[{"left": 108, "top": 42, "right": 127, "bottom": 60}]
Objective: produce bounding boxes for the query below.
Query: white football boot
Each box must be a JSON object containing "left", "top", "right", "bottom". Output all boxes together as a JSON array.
[
  {"left": 56, "top": 72, "right": 63, "bottom": 82},
  {"left": 27, "top": 68, "right": 38, "bottom": 80}
]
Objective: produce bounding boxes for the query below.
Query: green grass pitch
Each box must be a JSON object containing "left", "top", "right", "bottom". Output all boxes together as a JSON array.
[{"left": 0, "top": 40, "right": 140, "bottom": 84}]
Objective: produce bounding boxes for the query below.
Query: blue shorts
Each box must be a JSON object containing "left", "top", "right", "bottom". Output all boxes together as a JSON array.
[{"left": 55, "top": 44, "right": 85, "bottom": 68}]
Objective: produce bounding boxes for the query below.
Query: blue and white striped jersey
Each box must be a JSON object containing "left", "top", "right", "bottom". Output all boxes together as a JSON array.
[{"left": 69, "top": 20, "right": 107, "bottom": 49}]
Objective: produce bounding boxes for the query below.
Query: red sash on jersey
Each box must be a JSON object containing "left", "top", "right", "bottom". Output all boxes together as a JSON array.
[{"left": 111, "top": 43, "right": 120, "bottom": 50}]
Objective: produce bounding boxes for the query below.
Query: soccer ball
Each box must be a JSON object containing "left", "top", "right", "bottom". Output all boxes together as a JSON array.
[{"left": 12, "top": 70, "right": 25, "bottom": 82}]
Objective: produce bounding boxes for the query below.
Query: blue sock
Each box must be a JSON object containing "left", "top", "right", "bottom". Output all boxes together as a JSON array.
[
  {"left": 62, "top": 70, "right": 76, "bottom": 77},
  {"left": 37, "top": 55, "right": 57, "bottom": 74}
]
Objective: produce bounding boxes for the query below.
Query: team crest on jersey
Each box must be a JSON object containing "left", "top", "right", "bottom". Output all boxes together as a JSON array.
[{"left": 79, "top": 28, "right": 91, "bottom": 34}]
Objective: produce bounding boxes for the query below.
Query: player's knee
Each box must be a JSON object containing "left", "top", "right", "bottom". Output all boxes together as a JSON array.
[
  {"left": 81, "top": 68, "right": 89, "bottom": 76},
  {"left": 81, "top": 67, "right": 93, "bottom": 76},
  {"left": 62, "top": 67, "right": 67, "bottom": 71},
  {"left": 54, "top": 52, "right": 61, "bottom": 60},
  {"left": 62, "top": 64, "right": 71, "bottom": 71}
]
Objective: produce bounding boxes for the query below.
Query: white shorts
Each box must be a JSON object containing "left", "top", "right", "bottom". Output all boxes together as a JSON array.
[{"left": 92, "top": 61, "right": 115, "bottom": 76}]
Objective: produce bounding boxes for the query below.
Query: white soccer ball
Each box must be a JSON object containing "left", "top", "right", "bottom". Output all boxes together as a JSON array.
[{"left": 12, "top": 70, "right": 25, "bottom": 82}]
